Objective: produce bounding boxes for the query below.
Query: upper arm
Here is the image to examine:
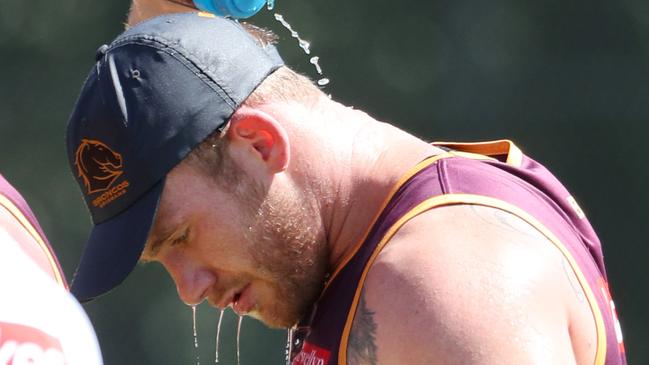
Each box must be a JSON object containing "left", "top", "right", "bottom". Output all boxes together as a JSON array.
[
  {"left": 127, "top": 0, "right": 195, "bottom": 27},
  {"left": 346, "top": 204, "right": 588, "bottom": 365}
]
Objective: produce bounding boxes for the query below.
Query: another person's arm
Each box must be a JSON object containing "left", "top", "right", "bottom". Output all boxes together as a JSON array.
[
  {"left": 127, "top": 0, "right": 197, "bottom": 26},
  {"left": 0, "top": 210, "right": 103, "bottom": 365}
]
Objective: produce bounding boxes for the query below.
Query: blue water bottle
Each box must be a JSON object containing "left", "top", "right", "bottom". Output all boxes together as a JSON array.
[{"left": 193, "top": 0, "right": 269, "bottom": 19}]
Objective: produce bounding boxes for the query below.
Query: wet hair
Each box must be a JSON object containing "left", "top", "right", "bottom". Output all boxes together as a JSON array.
[
  {"left": 240, "top": 23, "right": 323, "bottom": 107},
  {"left": 184, "top": 127, "right": 238, "bottom": 189}
]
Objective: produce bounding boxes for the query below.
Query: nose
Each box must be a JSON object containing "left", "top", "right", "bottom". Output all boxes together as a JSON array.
[{"left": 160, "top": 253, "right": 216, "bottom": 306}]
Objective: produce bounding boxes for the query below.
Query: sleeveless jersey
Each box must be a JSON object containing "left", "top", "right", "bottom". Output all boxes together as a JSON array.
[
  {"left": 0, "top": 174, "right": 104, "bottom": 365},
  {"left": 0, "top": 174, "right": 67, "bottom": 287},
  {"left": 290, "top": 140, "right": 626, "bottom": 365}
]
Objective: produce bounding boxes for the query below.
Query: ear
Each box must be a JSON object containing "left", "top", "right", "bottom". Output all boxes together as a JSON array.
[{"left": 226, "top": 106, "right": 290, "bottom": 173}]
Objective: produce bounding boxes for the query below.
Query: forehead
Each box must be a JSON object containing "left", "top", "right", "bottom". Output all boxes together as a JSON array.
[
  {"left": 150, "top": 153, "right": 248, "bottom": 232},
  {"left": 148, "top": 158, "right": 232, "bottom": 234},
  {"left": 153, "top": 161, "right": 201, "bottom": 225},
  {"left": 142, "top": 162, "right": 201, "bottom": 255}
]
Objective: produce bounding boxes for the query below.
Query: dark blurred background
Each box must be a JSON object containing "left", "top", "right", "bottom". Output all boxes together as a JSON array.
[{"left": 1, "top": 0, "right": 647, "bottom": 364}]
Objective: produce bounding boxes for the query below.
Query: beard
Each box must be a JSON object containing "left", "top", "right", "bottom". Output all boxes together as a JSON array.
[
  {"left": 238, "top": 176, "right": 329, "bottom": 329},
  {"left": 192, "top": 139, "right": 329, "bottom": 328}
]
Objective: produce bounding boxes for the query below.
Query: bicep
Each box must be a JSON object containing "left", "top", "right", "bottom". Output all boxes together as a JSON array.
[{"left": 347, "top": 205, "right": 579, "bottom": 365}]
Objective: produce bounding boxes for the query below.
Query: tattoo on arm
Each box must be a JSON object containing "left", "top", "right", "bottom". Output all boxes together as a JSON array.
[
  {"left": 471, "top": 205, "right": 588, "bottom": 303},
  {"left": 562, "top": 257, "right": 586, "bottom": 303},
  {"left": 469, "top": 204, "right": 541, "bottom": 239},
  {"left": 347, "top": 290, "right": 378, "bottom": 365}
]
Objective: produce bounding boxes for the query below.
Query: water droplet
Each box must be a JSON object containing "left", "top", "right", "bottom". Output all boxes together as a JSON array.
[
  {"left": 236, "top": 315, "right": 243, "bottom": 365},
  {"left": 274, "top": 14, "right": 331, "bottom": 88},
  {"left": 274, "top": 14, "right": 311, "bottom": 54},
  {"left": 309, "top": 57, "right": 323, "bottom": 74},
  {"left": 191, "top": 305, "right": 201, "bottom": 365},
  {"left": 214, "top": 309, "right": 224, "bottom": 363},
  {"left": 285, "top": 327, "right": 294, "bottom": 364},
  {"left": 267, "top": 0, "right": 275, "bottom": 11}
]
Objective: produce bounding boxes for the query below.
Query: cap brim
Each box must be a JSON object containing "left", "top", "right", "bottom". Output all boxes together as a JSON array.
[{"left": 71, "top": 180, "right": 164, "bottom": 303}]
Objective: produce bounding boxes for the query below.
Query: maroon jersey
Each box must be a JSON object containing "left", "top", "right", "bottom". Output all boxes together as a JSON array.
[
  {"left": 0, "top": 174, "right": 67, "bottom": 288},
  {"left": 291, "top": 140, "right": 625, "bottom": 365}
]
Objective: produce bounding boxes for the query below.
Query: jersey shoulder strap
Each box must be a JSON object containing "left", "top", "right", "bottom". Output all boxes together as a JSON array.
[{"left": 0, "top": 174, "right": 67, "bottom": 288}]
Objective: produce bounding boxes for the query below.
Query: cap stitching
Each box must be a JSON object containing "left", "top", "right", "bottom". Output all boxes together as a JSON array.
[{"left": 107, "top": 36, "right": 237, "bottom": 108}]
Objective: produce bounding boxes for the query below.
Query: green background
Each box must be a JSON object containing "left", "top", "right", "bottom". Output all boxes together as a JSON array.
[{"left": 1, "top": 0, "right": 647, "bottom": 363}]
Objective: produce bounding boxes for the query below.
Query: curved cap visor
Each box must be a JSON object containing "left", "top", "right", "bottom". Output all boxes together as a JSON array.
[{"left": 71, "top": 181, "right": 164, "bottom": 303}]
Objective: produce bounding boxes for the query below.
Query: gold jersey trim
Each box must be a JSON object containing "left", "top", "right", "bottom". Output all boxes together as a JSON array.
[
  {"left": 0, "top": 193, "right": 67, "bottom": 289},
  {"left": 434, "top": 139, "right": 524, "bottom": 167},
  {"left": 328, "top": 139, "right": 524, "bottom": 287},
  {"left": 325, "top": 152, "right": 456, "bottom": 289}
]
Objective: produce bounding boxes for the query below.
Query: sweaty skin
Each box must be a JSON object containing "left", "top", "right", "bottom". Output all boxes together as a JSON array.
[
  {"left": 129, "top": 2, "right": 599, "bottom": 363},
  {"left": 350, "top": 204, "right": 596, "bottom": 365}
]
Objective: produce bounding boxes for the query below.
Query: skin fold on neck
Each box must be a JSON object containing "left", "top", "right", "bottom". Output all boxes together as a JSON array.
[{"left": 257, "top": 97, "right": 443, "bottom": 278}]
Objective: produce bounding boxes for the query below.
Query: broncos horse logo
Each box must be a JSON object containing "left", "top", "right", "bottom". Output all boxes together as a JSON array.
[{"left": 74, "top": 139, "right": 124, "bottom": 195}]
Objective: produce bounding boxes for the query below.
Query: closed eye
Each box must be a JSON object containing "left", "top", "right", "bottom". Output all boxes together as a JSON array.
[{"left": 170, "top": 228, "right": 189, "bottom": 246}]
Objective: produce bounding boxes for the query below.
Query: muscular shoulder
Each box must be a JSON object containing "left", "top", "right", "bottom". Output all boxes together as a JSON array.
[{"left": 347, "top": 204, "right": 590, "bottom": 365}]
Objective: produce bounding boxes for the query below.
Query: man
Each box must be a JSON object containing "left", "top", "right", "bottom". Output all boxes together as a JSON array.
[
  {"left": 0, "top": 174, "right": 103, "bottom": 364},
  {"left": 65, "top": 7, "right": 626, "bottom": 365}
]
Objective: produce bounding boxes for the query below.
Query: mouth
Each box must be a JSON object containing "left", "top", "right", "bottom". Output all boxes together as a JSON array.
[
  {"left": 232, "top": 283, "right": 254, "bottom": 315},
  {"left": 211, "top": 284, "right": 250, "bottom": 312},
  {"left": 232, "top": 291, "right": 242, "bottom": 305}
]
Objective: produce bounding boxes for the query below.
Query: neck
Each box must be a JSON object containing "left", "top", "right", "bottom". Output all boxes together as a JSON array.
[{"left": 272, "top": 97, "right": 443, "bottom": 277}]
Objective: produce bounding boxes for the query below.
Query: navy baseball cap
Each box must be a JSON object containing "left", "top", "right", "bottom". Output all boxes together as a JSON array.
[{"left": 66, "top": 12, "right": 284, "bottom": 302}]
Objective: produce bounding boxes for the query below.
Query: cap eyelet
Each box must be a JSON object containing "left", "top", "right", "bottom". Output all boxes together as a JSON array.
[{"left": 95, "top": 44, "right": 109, "bottom": 61}]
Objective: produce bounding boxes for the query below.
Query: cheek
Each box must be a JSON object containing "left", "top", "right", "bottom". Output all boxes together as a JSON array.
[{"left": 191, "top": 222, "right": 255, "bottom": 271}]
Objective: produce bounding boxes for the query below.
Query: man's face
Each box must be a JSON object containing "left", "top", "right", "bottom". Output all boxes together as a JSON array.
[{"left": 142, "top": 155, "right": 328, "bottom": 328}]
